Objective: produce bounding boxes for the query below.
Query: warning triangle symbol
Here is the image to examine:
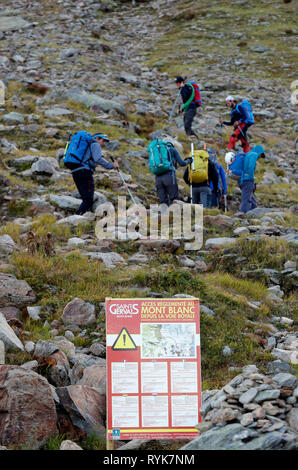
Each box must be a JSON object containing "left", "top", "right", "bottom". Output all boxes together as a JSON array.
[{"left": 112, "top": 327, "right": 138, "bottom": 351}]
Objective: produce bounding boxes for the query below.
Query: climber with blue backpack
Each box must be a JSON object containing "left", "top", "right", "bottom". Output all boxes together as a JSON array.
[
  {"left": 225, "top": 145, "right": 265, "bottom": 213},
  {"left": 206, "top": 148, "right": 228, "bottom": 210},
  {"left": 64, "top": 131, "right": 118, "bottom": 215},
  {"left": 175, "top": 76, "right": 201, "bottom": 139},
  {"left": 148, "top": 136, "right": 192, "bottom": 206},
  {"left": 219, "top": 96, "right": 254, "bottom": 153}
]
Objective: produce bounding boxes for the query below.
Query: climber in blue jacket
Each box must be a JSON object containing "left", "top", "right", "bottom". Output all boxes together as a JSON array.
[
  {"left": 210, "top": 162, "right": 228, "bottom": 208},
  {"left": 206, "top": 148, "right": 228, "bottom": 208},
  {"left": 239, "top": 145, "right": 265, "bottom": 213}
]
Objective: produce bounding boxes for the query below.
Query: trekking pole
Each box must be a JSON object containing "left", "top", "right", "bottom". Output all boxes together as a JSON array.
[
  {"left": 224, "top": 194, "right": 227, "bottom": 213},
  {"left": 237, "top": 125, "right": 247, "bottom": 141},
  {"left": 111, "top": 157, "right": 137, "bottom": 205},
  {"left": 169, "top": 90, "right": 181, "bottom": 123},
  {"left": 190, "top": 143, "right": 195, "bottom": 204}
]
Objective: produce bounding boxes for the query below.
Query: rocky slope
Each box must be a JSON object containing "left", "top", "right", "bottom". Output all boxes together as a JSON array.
[{"left": 0, "top": 0, "right": 297, "bottom": 450}]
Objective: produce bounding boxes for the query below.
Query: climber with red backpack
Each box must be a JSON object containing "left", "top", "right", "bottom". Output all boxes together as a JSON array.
[
  {"left": 219, "top": 96, "right": 254, "bottom": 153},
  {"left": 175, "top": 76, "right": 201, "bottom": 139}
]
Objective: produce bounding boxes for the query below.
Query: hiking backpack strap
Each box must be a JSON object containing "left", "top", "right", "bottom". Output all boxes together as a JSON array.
[{"left": 181, "top": 84, "right": 195, "bottom": 112}]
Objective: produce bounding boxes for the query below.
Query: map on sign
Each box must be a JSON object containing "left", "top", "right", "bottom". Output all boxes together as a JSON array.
[
  {"left": 141, "top": 323, "right": 196, "bottom": 359},
  {"left": 106, "top": 298, "right": 202, "bottom": 441}
]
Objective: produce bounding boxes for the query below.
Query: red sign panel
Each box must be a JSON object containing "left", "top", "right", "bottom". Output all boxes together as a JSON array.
[{"left": 106, "top": 298, "right": 201, "bottom": 440}]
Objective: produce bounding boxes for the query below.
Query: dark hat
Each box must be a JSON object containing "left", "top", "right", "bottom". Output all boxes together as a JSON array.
[{"left": 174, "top": 76, "right": 184, "bottom": 83}]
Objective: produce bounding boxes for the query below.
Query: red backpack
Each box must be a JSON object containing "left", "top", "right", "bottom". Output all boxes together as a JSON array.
[{"left": 188, "top": 81, "right": 202, "bottom": 106}]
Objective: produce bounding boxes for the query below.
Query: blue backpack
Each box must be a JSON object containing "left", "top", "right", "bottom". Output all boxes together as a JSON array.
[
  {"left": 206, "top": 148, "right": 217, "bottom": 165},
  {"left": 236, "top": 100, "right": 254, "bottom": 125},
  {"left": 227, "top": 151, "right": 245, "bottom": 180},
  {"left": 63, "top": 131, "right": 94, "bottom": 170}
]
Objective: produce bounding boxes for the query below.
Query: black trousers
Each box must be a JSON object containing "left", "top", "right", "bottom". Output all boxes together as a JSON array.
[
  {"left": 72, "top": 169, "right": 94, "bottom": 215},
  {"left": 155, "top": 171, "right": 179, "bottom": 206},
  {"left": 184, "top": 104, "right": 197, "bottom": 136}
]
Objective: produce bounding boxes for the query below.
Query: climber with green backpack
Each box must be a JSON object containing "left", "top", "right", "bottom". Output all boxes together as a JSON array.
[
  {"left": 183, "top": 144, "right": 219, "bottom": 207},
  {"left": 175, "top": 76, "right": 201, "bottom": 139},
  {"left": 147, "top": 137, "right": 192, "bottom": 206}
]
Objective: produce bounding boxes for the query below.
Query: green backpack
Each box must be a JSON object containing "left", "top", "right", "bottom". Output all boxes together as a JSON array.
[{"left": 147, "top": 139, "right": 173, "bottom": 175}]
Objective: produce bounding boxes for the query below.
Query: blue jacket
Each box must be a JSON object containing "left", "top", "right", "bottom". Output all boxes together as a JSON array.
[
  {"left": 210, "top": 163, "right": 227, "bottom": 195},
  {"left": 241, "top": 145, "right": 265, "bottom": 182},
  {"left": 223, "top": 106, "right": 243, "bottom": 126},
  {"left": 159, "top": 143, "right": 188, "bottom": 172},
  {"left": 71, "top": 141, "right": 114, "bottom": 173}
]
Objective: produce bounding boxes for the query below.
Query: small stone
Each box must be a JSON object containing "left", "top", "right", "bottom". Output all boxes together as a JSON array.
[
  {"left": 34, "top": 340, "right": 59, "bottom": 359},
  {"left": 200, "top": 305, "right": 216, "bottom": 316},
  {"left": 178, "top": 255, "right": 196, "bottom": 268},
  {"left": 49, "top": 194, "right": 81, "bottom": 211},
  {"left": 128, "top": 253, "right": 149, "bottom": 265},
  {"left": 45, "top": 108, "right": 73, "bottom": 118},
  {"left": 27, "top": 306, "right": 42, "bottom": 321},
  {"left": 59, "top": 48, "right": 80, "bottom": 59},
  {"left": 24, "top": 341, "right": 35, "bottom": 354},
  {"left": 272, "top": 373, "right": 297, "bottom": 388},
  {"left": 223, "top": 384, "right": 235, "bottom": 395},
  {"left": 233, "top": 227, "right": 250, "bottom": 236},
  {"left": 266, "top": 337, "right": 276, "bottom": 351},
  {"left": 0, "top": 313, "right": 24, "bottom": 352},
  {"left": 256, "top": 419, "right": 270, "bottom": 428},
  {"left": 272, "top": 348, "right": 298, "bottom": 365},
  {"left": 255, "top": 390, "right": 280, "bottom": 403},
  {"left": 195, "top": 260, "right": 208, "bottom": 271},
  {"left": 2, "top": 112, "right": 25, "bottom": 124},
  {"left": 280, "top": 317, "right": 294, "bottom": 326},
  {"left": 262, "top": 402, "right": 282, "bottom": 416},
  {"left": 89, "top": 342, "right": 106, "bottom": 357},
  {"left": 85, "top": 251, "right": 126, "bottom": 268},
  {"left": 64, "top": 330, "right": 75, "bottom": 341},
  {"left": 53, "top": 337, "right": 75, "bottom": 358},
  {"left": 284, "top": 261, "right": 296, "bottom": 270},
  {"left": 67, "top": 237, "right": 87, "bottom": 248},
  {"left": 60, "top": 440, "right": 83, "bottom": 450},
  {"left": 287, "top": 408, "right": 298, "bottom": 432},
  {"left": 20, "top": 360, "right": 38, "bottom": 371},
  {"left": 210, "top": 407, "right": 239, "bottom": 424},
  {"left": 252, "top": 407, "right": 266, "bottom": 419},
  {"left": 195, "top": 421, "right": 213, "bottom": 433},
  {"left": 240, "top": 413, "right": 254, "bottom": 427},
  {"left": 205, "top": 237, "right": 237, "bottom": 248},
  {"left": 251, "top": 45, "right": 269, "bottom": 53},
  {"left": 239, "top": 387, "right": 258, "bottom": 405},
  {"left": 62, "top": 298, "right": 96, "bottom": 326},
  {"left": 267, "top": 361, "right": 295, "bottom": 375},
  {"left": 222, "top": 346, "right": 233, "bottom": 357}
]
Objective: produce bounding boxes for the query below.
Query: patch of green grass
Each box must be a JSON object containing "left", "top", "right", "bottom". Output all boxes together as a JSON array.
[
  {"left": 80, "top": 433, "right": 106, "bottom": 450},
  {"left": 237, "top": 238, "right": 296, "bottom": 271},
  {"left": 5, "top": 349, "right": 32, "bottom": 367},
  {"left": 205, "top": 272, "right": 267, "bottom": 301},
  {"left": 22, "top": 318, "right": 53, "bottom": 343},
  {"left": 0, "top": 222, "right": 21, "bottom": 243},
  {"left": 30, "top": 214, "right": 72, "bottom": 241},
  {"left": 42, "top": 434, "right": 66, "bottom": 451},
  {"left": 11, "top": 251, "right": 135, "bottom": 318},
  {"left": 7, "top": 199, "right": 31, "bottom": 217}
]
